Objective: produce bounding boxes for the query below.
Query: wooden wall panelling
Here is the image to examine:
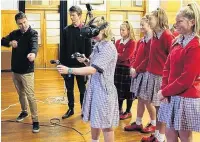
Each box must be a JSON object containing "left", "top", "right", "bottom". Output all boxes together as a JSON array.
[
  {"left": 109, "top": 0, "right": 145, "bottom": 11},
  {"left": 160, "top": 1, "right": 200, "bottom": 26},
  {"left": 45, "top": 44, "right": 59, "bottom": 68},
  {"left": 121, "top": 0, "right": 132, "bottom": 7},
  {"left": 1, "top": 10, "right": 18, "bottom": 51},
  {"left": 1, "top": 51, "right": 12, "bottom": 70},
  {"left": 107, "top": 0, "right": 145, "bottom": 41},
  {"left": 109, "top": 12, "right": 126, "bottom": 41},
  {"left": 25, "top": 0, "right": 59, "bottom": 10},
  {"left": 26, "top": 0, "right": 60, "bottom": 6},
  {"left": 1, "top": 10, "right": 18, "bottom": 70},
  {"left": 109, "top": 11, "right": 143, "bottom": 41},
  {"left": 160, "top": 1, "right": 181, "bottom": 26}
]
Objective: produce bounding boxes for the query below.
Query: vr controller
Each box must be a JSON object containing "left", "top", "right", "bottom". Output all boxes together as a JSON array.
[
  {"left": 50, "top": 52, "right": 86, "bottom": 66},
  {"left": 71, "top": 52, "right": 85, "bottom": 59},
  {"left": 50, "top": 60, "right": 61, "bottom": 65},
  {"left": 50, "top": 60, "right": 67, "bottom": 77}
]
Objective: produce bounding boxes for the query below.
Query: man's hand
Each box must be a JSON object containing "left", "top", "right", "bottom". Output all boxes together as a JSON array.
[
  {"left": 27, "top": 53, "right": 36, "bottom": 62},
  {"left": 9, "top": 40, "right": 18, "bottom": 48},
  {"left": 57, "top": 65, "right": 68, "bottom": 74}
]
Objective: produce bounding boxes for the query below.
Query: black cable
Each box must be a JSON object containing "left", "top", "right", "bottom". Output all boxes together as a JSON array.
[
  {"left": 1, "top": 100, "right": 91, "bottom": 141},
  {"left": 1, "top": 118, "right": 91, "bottom": 142}
]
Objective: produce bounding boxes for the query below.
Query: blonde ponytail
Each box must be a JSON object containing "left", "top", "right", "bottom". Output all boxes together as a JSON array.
[{"left": 178, "top": 2, "right": 200, "bottom": 38}]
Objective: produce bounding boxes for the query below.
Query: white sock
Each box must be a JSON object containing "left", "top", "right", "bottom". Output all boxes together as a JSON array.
[
  {"left": 92, "top": 139, "right": 99, "bottom": 142},
  {"left": 150, "top": 120, "right": 156, "bottom": 126},
  {"left": 154, "top": 130, "right": 159, "bottom": 137},
  {"left": 157, "top": 133, "right": 165, "bottom": 142},
  {"left": 136, "top": 117, "right": 142, "bottom": 125}
]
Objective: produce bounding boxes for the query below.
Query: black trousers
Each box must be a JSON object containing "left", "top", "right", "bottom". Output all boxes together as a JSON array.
[{"left": 64, "top": 75, "right": 86, "bottom": 109}]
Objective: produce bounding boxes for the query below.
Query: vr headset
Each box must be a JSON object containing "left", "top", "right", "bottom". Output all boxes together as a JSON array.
[{"left": 80, "top": 17, "right": 108, "bottom": 38}]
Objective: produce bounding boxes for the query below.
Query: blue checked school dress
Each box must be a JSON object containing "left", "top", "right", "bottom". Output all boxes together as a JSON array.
[{"left": 82, "top": 40, "right": 119, "bottom": 128}]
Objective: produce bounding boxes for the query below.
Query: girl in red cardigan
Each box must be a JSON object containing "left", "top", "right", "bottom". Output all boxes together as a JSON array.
[
  {"left": 124, "top": 15, "right": 153, "bottom": 131},
  {"left": 139, "top": 8, "right": 174, "bottom": 142},
  {"left": 158, "top": 2, "right": 200, "bottom": 142},
  {"left": 114, "top": 21, "right": 136, "bottom": 120}
]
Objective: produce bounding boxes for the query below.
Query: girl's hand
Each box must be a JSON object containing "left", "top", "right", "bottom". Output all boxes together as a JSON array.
[
  {"left": 77, "top": 54, "right": 86, "bottom": 63},
  {"left": 158, "top": 90, "right": 169, "bottom": 103},
  {"left": 130, "top": 68, "right": 137, "bottom": 78},
  {"left": 57, "top": 65, "right": 68, "bottom": 74}
]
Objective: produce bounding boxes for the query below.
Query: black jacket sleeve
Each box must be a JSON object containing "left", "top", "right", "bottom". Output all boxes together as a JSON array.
[
  {"left": 30, "top": 30, "right": 39, "bottom": 55},
  {"left": 1, "top": 32, "right": 14, "bottom": 47}
]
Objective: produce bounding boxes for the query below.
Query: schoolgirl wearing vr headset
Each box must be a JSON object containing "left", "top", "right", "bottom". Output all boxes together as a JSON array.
[{"left": 57, "top": 16, "right": 119, "bottom": 142}]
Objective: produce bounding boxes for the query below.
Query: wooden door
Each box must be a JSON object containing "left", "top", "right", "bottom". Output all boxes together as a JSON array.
[
  {"left": 26, "top": 11, "right": 45, "bottom": 68},
  {"left": 45, "top": 11, "right": 60, "bottom": 68},
  {"left": 26, "top": 10, "right": 60, "bottom": 68}
]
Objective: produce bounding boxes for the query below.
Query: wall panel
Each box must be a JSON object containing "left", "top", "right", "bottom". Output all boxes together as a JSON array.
[
  {"left": 1, "top": 10, "right": 18, "bottom": 51},
  {"left": 1, "top": 10, "right": 18, "bottom": 70}
]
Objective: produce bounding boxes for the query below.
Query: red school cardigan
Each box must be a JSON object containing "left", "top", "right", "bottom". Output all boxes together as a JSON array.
[
  {"left": 115, "top": 39, "right": 136, "bottom": 67},
  {"left": 132, "top": 38, "right": 151, "bottom": 73},
  {"left": 162, "top": 37, "right": 200, "bottom": 98},
  {"left": 146, "top": 30, "right": 174, "bottom": 76}
]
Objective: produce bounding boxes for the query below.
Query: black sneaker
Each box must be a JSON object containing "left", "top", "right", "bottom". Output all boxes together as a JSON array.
[
  {"left": 32, "top": 122, "right": 40, "bottom": 133},
  {"left": 16, "top": 111, "right": 28, "bottom": 122}
]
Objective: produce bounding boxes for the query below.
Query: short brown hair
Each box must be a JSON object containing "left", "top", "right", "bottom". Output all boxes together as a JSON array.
[
  {"left": 15, "top": 11, "right": 27, "bottom": 22},
  {"left": 69, "top": 6, "right": 82, "bottom": 16}
]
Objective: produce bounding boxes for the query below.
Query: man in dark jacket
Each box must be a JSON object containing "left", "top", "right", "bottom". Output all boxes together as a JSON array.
[
  {"left": 60, "top": 6, "right": 91, "bottom": 119},
  {"left": 1, "top": 12, "right": 40, "bottom": 133}
]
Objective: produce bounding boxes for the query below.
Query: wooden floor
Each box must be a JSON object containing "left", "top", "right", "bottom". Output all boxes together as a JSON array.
[{"left": 1, "top": 70, "right": 200, "bottom": 142}]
